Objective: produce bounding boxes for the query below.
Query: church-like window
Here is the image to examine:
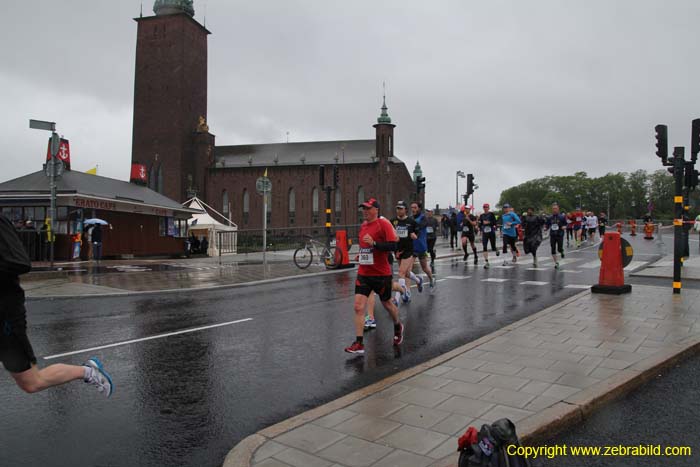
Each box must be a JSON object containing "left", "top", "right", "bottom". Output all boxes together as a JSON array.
[
  {"left": 335, "top": 189, "right": 342, "bottom": 224},
  {"left": 357, "top": 186, "right": 365, "bottom": 224},
  {"left": 243, "top": 189, "right": 249, "bottom": 225},
  {"left": 222, "top": 190, "right": 229, "bottom": 219},
  {"left": 288, "top": 188, "right": 296, "bottom": 225},
  {"left": 312, "top": 187, "right": 319, "bottom": 225},
  {"left": 157, "top": 165, "right": 163, "bottom": 194}
]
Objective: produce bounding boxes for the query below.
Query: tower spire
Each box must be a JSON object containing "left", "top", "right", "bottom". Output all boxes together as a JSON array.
[{"left": 377, "top": 81, "right": 392, "bottom": 124}]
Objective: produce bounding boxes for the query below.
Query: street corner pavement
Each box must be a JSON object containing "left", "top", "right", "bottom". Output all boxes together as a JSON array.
[{"left": 224, "top": 285, "right": 700, "bottom": 467}]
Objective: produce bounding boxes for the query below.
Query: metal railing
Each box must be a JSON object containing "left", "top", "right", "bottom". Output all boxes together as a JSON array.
[{"left": 232, "top": 224, "right": 362, "bottom": 254}]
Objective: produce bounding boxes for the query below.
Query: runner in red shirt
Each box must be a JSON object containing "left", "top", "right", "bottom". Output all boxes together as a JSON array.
[
  {"left": 345, "top": 198, "right": 405, "bottom": 355},
  {"left": 569, "top": 206, "right": 584, "bottom": 248}
]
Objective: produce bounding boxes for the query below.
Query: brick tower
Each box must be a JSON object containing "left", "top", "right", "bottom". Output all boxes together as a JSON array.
[
  {"left": 131, "top": 0, "right": 213, "bottom": 202},
  {"left": 373, "top": 94, "right": 396, "bottom": 211}
]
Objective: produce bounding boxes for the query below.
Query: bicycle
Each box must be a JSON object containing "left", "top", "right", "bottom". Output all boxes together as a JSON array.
[{"left": 293, "top": 235, "right": 340, "bottom": 270}]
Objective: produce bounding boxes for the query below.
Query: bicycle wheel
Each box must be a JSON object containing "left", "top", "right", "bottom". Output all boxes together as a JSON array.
[
  {"left": 322, "top": 246, "right": 340, "bottom": 269},
  {"left": 293, "top": 247, "right": 313, "bottom": 269}
]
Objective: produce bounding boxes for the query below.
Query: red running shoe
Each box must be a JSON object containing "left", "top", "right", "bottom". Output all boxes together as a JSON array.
[
  {"left": 344, "top": 341, "right": 365, "bottom": 354},
  {"left": 393, "top": 323, "right": 405, "bottom": 346}
]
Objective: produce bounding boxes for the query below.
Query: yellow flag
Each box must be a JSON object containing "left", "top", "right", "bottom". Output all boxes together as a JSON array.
[{"left": 86, "top": 167, "right": 97, "bottom": 175}]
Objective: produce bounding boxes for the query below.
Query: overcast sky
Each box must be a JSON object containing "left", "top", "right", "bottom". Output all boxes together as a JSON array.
[{"left": 2, "top": 0, "right": 698, "bottom": 208}]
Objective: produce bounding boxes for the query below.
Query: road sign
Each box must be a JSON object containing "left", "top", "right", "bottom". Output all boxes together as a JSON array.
[
  {"left": 598, "top": 237, "right": 633, "bottom": 268},
  {"left": 255, "top": 176, "right": 271, "bottom": 195},
  {"left": 45, "top": 158, "right": 64, "bottom": 178},
  {"left": 29, "top": 119, "right": 56, "bottom": 132}
]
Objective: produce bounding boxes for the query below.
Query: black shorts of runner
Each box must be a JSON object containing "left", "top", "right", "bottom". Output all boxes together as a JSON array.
[
  {"left": 482, "top": 232, "right": 497, "bottom": 250},
  {"left": 599, "top": 225, "right": 606, "bottom": 235},
  {"left": 1, "top": 296, "right": 37, "bottom": 373},
  {"left": 461, "top": 232, "right": 475, "bottom": 243},
  {"left": 588, "top": 228, "right": 596, "bottom": 235},
  {"left": 397, "top": 250, "right": 414, "bottom": 261},
  {"left": 355, "top": 275, "right": 393, "bottom": 302},
  {"left": 413, "top": 251, "right": 428, "bottom": 259},
  {"left": 550, "top": 234, "right": 564, "bottom": 255}
]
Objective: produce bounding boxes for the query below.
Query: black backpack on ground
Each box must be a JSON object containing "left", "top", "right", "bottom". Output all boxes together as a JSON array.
[{"left": 458, "top": 418, "right": 531, "bottom": 467}]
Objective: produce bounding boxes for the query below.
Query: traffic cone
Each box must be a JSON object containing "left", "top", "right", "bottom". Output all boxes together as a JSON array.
[
  {"left": 643, "top": 223, "right": 654, "bottom": 240},
  {"left": 335, "top": 230, "right": 355, "bottom": 269},
  {"left": 592, "top": 232, "right": 631, "bottom": 294},
  {"left": 629, "top": 220, "right": 637, "bottom": 236}
]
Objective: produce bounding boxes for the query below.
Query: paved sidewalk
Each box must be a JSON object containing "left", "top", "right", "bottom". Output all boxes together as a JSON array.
[
  {"left": 632, "top": 254, "right": 700, "bottom": 281},
  {"left": 224, "top": 285, "right": 700, "bottom": 467},
  {"left": 22, "top": 238, "right": 462, "bottom": 298}
]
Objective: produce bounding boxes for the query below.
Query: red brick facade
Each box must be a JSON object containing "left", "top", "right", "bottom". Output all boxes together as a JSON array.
[{"left": 130, "top": 9, "right": 417, "bottom": 230}]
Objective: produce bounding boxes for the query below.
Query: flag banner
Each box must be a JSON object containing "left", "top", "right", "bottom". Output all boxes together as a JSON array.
[
  {"left": 46, "top": 138, "right": 71, "bottom": 170},
  {"left": 130, "top": 163, "right": 148, "bottom": 185}
]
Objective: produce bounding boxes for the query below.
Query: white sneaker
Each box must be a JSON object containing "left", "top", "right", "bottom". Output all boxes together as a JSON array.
[{"left": 84, "top": 357, "right": 113, "bottom": 397}]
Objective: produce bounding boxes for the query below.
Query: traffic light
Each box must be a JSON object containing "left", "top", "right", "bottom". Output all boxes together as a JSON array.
[
  {"left": 416, "top": 176, "right": 426, "bottom": 194},
  {"left": 332, "top": 165, "right": 339, "bottom": 188},
  {"left": 691, "top": 118, "right": 700, "bottom": 163},
  {"left": 655, "top": 124, "right": 668, "bottom": 165},
  {"left": 463, "top": 194, "right": 469, "bottom": 205},
  {"left": 466, "top": 173, "right": 474, "bottom": 196},
  {"left": 319, "top": 164, "right": 325, "bottom": 187},
  {"left": 685, "top": 163, "right": 699, "bottom": 190}
]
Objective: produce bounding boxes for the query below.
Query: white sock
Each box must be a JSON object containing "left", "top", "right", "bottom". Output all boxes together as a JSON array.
[
  {"left": 83, "top": 365, "right": 94, "bottom": 382},
  {"left": 408, "top": 272, "right": 419, "bottom": 282}
]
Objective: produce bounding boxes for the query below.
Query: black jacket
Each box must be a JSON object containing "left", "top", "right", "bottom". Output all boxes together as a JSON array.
[{"left": 0, "top": 214, "right": 31, "bottom": 295}]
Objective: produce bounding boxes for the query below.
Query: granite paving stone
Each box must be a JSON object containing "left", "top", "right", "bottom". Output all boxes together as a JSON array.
[
  {"left": 333, "top": 414, "right": 402, "bottom": 441},
  {"left": 377, "top": 425, "right": 450, "bottom": 456},
  {"left": 316, "top": 436, "right": 394, "bottom": 467}
]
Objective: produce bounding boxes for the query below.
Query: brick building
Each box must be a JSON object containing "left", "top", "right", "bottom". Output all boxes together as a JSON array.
[{"left": 131, "top": 0, "right": 419, "bottom": 229}]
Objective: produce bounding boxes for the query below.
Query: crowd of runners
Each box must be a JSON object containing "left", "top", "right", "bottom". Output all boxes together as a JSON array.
[{"left": 346, "top": 198, "right": 611, "bottom": 355}]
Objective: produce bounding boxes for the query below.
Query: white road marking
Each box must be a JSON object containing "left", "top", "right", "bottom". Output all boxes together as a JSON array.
[
  {"left": 578, "top": 261, "right": 601, "bottom": 269},
  {"left": 495, "top": 265, "right": 515, "bottom": 269},
  {"left": 520, "top": 281, "right": 549, "bottom": 286},
  {"left": 624, "top": 261, "right": 647, "bottom": 271},
  {"left": 527, "top": 267, "right": 550, "bottom": 271},
  {"left": 565, "top": 284, "right": 592, "bottom": 289},
  {"left": 560, "top": 269, "right": 583, "bottom": 273},
  {"left": 446, "top": 276, "right": 471, "bottom": 280},
  {"left": 481, "top": 278, "right": 509, "bottom": 283},
  {"left": 43, "top": 318, "right": 253, "bottom": 360}
]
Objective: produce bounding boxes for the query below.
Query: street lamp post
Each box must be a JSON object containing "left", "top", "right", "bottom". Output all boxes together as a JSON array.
[
  {"left": 605, "top": 192, "right": 611, "bottom": 219},
  {"left": 456, "top": 170, "right": 465, "bottom": 206},
  {"left": 29, "top": 119, "right": 60, "bottom": 270}
]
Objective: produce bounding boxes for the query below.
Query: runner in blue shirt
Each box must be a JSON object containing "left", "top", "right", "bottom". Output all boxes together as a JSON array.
[
  {"left": 411, "top": 201, "right": 436, "bottom": 291},
  {"left": 500, "top": 203, "right": 521, "bottom": 263}
]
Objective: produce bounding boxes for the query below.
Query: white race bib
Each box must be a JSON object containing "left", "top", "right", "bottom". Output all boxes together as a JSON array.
[
  {"left": 505, "top": 222, "right": 512, "bottom": 229},
  {"left": 551, "top": 224, "right": 559, "bottom": 231},
  {"left": 397, "top": 226, "right": 408, "bottom": 238},
  {"left": 462, "top": 226, "right": 470, "bottom": 233},
  {"left": 359, "top": 247, "right": 374, "bottom": 265},
  {"left": 483, "top": 226, "right": 492, "bottom": 233},
  {"left": 427, "top": 227, "right": 434, "bottom": 233},
  {"left": 576, "top": 217, "right": 582, "bottom": 222}
]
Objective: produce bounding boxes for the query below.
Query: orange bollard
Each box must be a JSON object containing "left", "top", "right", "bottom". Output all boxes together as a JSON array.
[
  {"left": 592, "top": 232, "right": 632, "bottom": 294},
  {"left": 616, "top": 222, "right": 623, "bottom": 234},
  {"left": 643, "top": 223, "right": 654, "bottom": 240},
  {"left": 629, "top": 219, "right": 637, "bottom": 236},
  {"left": 334, "top": 230, "right": 355, "bottom": 269}
]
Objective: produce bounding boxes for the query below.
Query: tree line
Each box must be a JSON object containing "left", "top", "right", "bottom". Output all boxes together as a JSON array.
[{"left": 497, "top": 170, "right": 699, "bottom": 220}]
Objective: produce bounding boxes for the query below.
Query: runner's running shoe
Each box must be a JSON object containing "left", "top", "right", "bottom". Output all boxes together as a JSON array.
[
  {"left": 555, "top": 262, "right": 560, "bottom": 269},
  {"left": 512, "top": 255, "right": 517, "bottom": 263},
  {"left": 344, "top": 341, "right": 365, "bottom": 354},
  {"left": 84, "top": 357, "right": 113, "bottom": 398},
  {"left": 364, "top": 318, "right": 377, "bottom": 330},
  {"left": 393, "top": 323, "right": 405, "bottom": 346},
  {"left": 484, "top": 261, "right": 490, "bottom": 269},
  {"left": 416, "top": 276, "right": 424, "bottom": 293}
]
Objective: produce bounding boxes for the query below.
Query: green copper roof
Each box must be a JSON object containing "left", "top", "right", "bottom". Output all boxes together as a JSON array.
[
  {"left": 413, "top": 161, "right": 423, "bottom": 180},
  {"left": 377, "top": 95, "right": 392, "bottom": 124},
  {"left": 154, "top": 0, "right": 194, "bottom": 17}
]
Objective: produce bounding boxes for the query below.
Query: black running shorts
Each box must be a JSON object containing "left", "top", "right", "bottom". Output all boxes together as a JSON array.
[
  {"left": 461, "top": 231, "right": 475, "bottom": 243},
  {"left": 397, "top": 250, "right": 414, "bottom": 261},
  {"left": 355, "top": 275, "right": 393, "bottom": 302},
  {"left": 1, "top": 296, "right": 37, "bottom": 373}
]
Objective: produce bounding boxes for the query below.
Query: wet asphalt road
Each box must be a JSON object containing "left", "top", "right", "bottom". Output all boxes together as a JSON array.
[
  {"left": 0, "top": 237, "right": 674, "bottom": 467},
  {"left": 533, "top": 353, "right": 700, "bottom": 467}
]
